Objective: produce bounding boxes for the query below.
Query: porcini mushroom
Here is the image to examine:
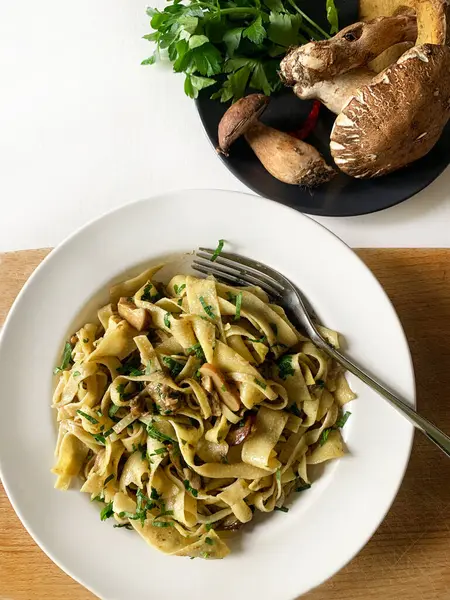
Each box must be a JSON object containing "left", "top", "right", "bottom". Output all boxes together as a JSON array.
[
  {"left": 280, "top": 15, "right": 417, "bottom": 89},
  {"left": 360, "top": 0, "right": 448, "bottom": 72},
  {"left": 217, "top": 94, "right": 335, "bottom": 187},
  {"left": 330, "top": 44, "right": 450, "bottom": 178}
]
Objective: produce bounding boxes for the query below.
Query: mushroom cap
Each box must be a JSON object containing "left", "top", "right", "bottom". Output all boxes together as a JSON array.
[
  {"left": 330, "top": 44, "right": 450, "bottom": 178},
  {"left": 217, "top": 94, "right": 269, "bottom": 156},
  {"left": 280, "top": 15, "right": 417, "bottom": 87}
]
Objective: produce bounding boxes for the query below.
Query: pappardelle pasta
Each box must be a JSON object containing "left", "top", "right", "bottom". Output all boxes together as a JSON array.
[{"left": 51, "top": 263, "right": 355, "bottom": 559}]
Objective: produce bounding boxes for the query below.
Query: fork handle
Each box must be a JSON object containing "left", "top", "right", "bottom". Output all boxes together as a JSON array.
[{"left": 323, "top": 345, "right": 450, "bottom": 458}]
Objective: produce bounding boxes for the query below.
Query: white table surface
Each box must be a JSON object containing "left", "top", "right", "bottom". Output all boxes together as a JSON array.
[{"left": 1, "top": 0, "right": 449, "bottom": 252}]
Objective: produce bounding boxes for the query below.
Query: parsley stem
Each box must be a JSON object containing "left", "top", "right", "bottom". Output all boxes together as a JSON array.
[
  {"left": 287, "top": 0, "right": 330, "bottom": 39},
  {"left": 196, "top": 2, "right": 259, "bottom": 16}
]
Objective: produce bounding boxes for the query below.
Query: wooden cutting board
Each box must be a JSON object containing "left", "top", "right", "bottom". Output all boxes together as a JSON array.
[{"left": 1, "top": 249, "right": 449, "bottom": 600}]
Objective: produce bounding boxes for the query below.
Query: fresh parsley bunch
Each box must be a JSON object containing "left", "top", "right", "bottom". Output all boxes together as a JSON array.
[{"left": 142, "top": 0, "right": 339, "bottom": 102}]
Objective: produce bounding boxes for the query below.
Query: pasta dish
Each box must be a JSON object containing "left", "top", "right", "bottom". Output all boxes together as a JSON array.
[{"left": 51, "top": 262, "right": 355, "bottom": 559}]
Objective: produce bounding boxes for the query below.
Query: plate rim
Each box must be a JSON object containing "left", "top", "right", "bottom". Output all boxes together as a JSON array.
[{"left": 0, "top": 189, "right": 416, "bottom": 599}]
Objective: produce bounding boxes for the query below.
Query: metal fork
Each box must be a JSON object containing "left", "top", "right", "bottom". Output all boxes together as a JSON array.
[{"left": 193, "top": 248, "right": 450, "bottom": 458}]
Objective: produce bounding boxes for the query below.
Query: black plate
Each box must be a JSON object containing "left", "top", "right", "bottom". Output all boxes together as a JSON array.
[{"left": 196, "top": 0, "right": 450, "bottom": 217}]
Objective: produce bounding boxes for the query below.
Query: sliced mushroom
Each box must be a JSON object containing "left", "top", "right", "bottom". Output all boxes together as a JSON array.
[
  {"left": 146, "top": 381, "right": 182, "bottom": 413},
  {"left": 280, "top": 16, "right": 417, "bottom": 88},
  {"left": 118, "top": 297, "right": 150, "bottom": 331},
  {"left": 226, "top": 413, "right": 256, "bottom": 446},
  {"left": 217, "top": 94, "right": 335, "bottom": 187},
  {"left": 199, "top": 363, "right": 240, "bottom": 412},
  {"left": 330, "top": 44, "right": 450, "bottom": 178}
]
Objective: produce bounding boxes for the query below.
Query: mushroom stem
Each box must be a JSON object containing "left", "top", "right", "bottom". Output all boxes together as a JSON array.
[
  {"left": 293, "top": 68, "right": 375, "bottom": 115},
  {"left": 244, "top": 122, "right": 335, "bottom": 187},
  {"left": 217, "top": 94, "right": 335, "bottom": 187},
  {"left": 280, "top": 15, "right": 418, "bottom": 87}
]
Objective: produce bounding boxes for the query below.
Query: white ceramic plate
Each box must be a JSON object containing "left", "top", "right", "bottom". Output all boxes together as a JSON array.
[{"left": 0, "top": 190, "right": 414, "bottom": 600}]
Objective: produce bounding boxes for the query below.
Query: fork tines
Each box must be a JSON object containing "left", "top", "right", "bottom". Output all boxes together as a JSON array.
[{"left": 193, "top": 248, "right": 283, "bottom": 298}]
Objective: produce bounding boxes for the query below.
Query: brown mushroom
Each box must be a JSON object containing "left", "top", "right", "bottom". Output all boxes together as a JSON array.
[
  {"left": 217, "top": 94, "right": 335, "bottom": 187},
  {"left": 118, "top": 297, "right": 149, "bottom": 331},
  {"left": 226, "top": 413, "right": 256, "bottom": 446},
  {"left": 280, "top": 16, "right": 417, "bottom": 89},
  {"left": 359, "top": 0, "right": 448, "bottom": 72},
  {"left": 199, "top": 363, "right": 240, "bottom": 412},
  {"left": 330, "top": 44, "right": 450, "bottom": 178}
]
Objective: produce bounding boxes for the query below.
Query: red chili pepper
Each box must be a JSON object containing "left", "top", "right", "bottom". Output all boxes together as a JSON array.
[{"left": 290, "top": 100, "right": 321, "bottom": 140}]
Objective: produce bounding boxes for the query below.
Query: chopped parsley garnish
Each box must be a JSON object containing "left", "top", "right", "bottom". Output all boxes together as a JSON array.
[
  {"left": 164, "top": 312, "right": 171, "bottom": 329},
  {"left": 103, "top": 428, "right": 114, "bottom": 438},
  {"left": 183, "top": 479, "right": 199, "bottom": 497},
  {"left": 186, "top": 343, "right": 205, "bottom": 361},
  {"left": 287, "top": 404, "right": 302, "bottom": 418},
  {"left": 162, "top": 356, "right": 185, "bottom": 378},
  {"left": 147, "top": 424, "right": 177, "bottom": 445},
  {"left": 226, "top": 292, "right": 236, "bottom": 303},
  {"left": 199, "top": 296, "right": 215, "bottom": 319},
  {"left": 109, "top": 404, "right": 120, "bottom": 418},
  {"left": 247, "top": 335, "right": 267, "bottom": 344},
  {"left": 274, "top": 506, "right": 289, "bottom": 513},
  {"left": 116, "top": 383, "right": 133, "bottom": 400},
  {"left": 141, "top": 282, "right": 158, "bottom": 302},
  {"left": 177, "top": 298, "right": 183, "bottom": 306},
  {"left": 277, "top": 354, "right": 295, "bottom": 380},
  {"left": 53, "top": 342, "right": 73, "bottom": 375},
  {"left": 150, "top": 447, "right": 168, "bottom": 456},
  {"left": 320, "top": 412, "right": 351, "bottom": 446},
  {"left": 335, "top": 411, "right": 351, "bottom": 428},
  {"left": 201, "top": 551, "right": 210, "bottom": 559},
  {"left": 117, "top": 354, "right": 142, "bottom": 376},
  {"left": 221, "top": 384, "right": 226, "bottom": 392},
  {"left": 93, "top": 433, "right": 106, "bottom": 445},
  {"left": 114, "top": 523, "right": 133, "bottom": 530},
  {"left": 174, "top": 283, "right": 186, "bottom": 295},
  {"left": 205, "top": 522, "right": 214, "bottom": 531},
  {"left": 319, "top": 428, "right": 332, "bottom": 446},
  {"left": 221, "top": 456, "right": 229, "bottom": 464},
  {"left": 270, "top": 323, "right": 278, "bottom": 336},
  {"left": 205, "top": 536, "right": 214, "bottom": 545},
  {"left": 73, "top": 371, "right": 81, "bottom": 378},
  {"left": 254, "top": 378, "right": 266, "bottom": 390},
  {"left": 210, "top": 239, "right": 225, "bottom": 262},
  {"left": 276, "top": 468, "right": 281, "bottom": 482},
  {"left": 104, "top": 474, "right": 114, "bottom": 486},
  {"left": 100, "top": 502, "right": 114, "bottom": 521},
  {"left": 77, "top": 410, "right": 98, "bottom": 425},
  {"left": 82, "top": 338, "right": 89, "bottom": 343},
  {"left": 152, "top": 520, "right": 174, "bottom": 528},
  {"left": 234, "top": 291, "right": 242, "bottom": 321},
  {"left": 316, "top": 379, "right": 326, "bottom": 389},
  {"left": 151, "top": 487, "right": 161, "bottom": 500},
  {"left": 295, "top": 483, "right": 312, "bottom": 493}
]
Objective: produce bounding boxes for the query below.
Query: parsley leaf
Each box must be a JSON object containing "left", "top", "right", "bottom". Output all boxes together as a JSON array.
[
  {"left": 162, "top": 356, "right": 185, "bottom": 378},
  {"left": 243, "top": 15, "right": 266, "bottom": 45},
  {"left": 210, "top": 239, "right": 225, "bottom": 262},
  {"left": 164, "top": 312, "right": 171, "bottom": 329},
  {"left": 277, "top": 354, "right": 295, "bottom": 380},
  {"left": 53, "top": 342, "right": 73, "bottom": 375},
  {"left": 335, "top": 411, "right": 351, "bottom": 428},
  {"left": 274, "top": 505, "right": 289, "bottom": 513},
  {"left": 147, "top": 424, "right": 177, "bottom": 445},
  {"left": 184, "top": 74, "right": 216, "bottom": 99},
  {"left": 254, "top": 378, "right": 266, "bottom": 390},
  {"left": 223, "top": 28, "right": 243, "bottom": 56},
  {"left": 77, "top": 410, "right": 98, "bottom": 425},
  {"left": 234, "top": 291, "right": 243, "bottom": 320},
  {"left": 319, "top": 428, "right": 332, "bottom": 446},
  {"left": 183, "top": 479, "right": 199, "bottom": 497},
  {"left": 186, "top": 343, "right": 206, "bottom": 361},
  {"left": 199, "top": 296, "right": 216, "bottom": 319},
  {"left": 100, "top": 502, "right": 114, "bottom": 521},
  {"left": 326, "top": 0, "right": 339, "bottom": 34},
  {"left": 174, "top": 283, "right": 186, "bottom": 296}
]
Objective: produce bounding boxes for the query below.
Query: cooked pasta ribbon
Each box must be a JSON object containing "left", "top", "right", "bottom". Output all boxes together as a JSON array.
[{"left": 51, "top": 265, "right": 355, "bottom": 559}]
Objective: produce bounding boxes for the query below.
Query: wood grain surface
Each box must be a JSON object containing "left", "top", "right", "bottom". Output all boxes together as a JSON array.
[{"left": 0, "top": 249, "right": 449, "bottom": 600}]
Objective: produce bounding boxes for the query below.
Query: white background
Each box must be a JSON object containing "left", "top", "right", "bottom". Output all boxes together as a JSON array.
[{"left": 0, "top": 0, "right": 449, "bottom": 252}]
